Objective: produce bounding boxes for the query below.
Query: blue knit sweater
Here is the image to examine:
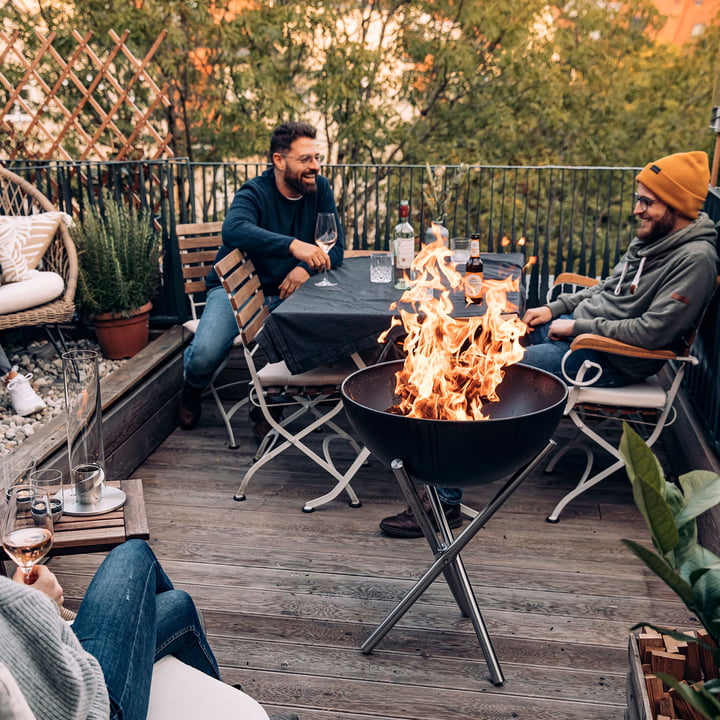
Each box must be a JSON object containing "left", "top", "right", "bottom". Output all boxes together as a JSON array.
[{"left": 207, "top": 168, "right": 344, "bottom": 297}]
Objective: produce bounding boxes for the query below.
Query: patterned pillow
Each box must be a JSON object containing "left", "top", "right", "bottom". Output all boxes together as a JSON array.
[{"left": 0, "top": 212, "right": 71, "bottom": 283}]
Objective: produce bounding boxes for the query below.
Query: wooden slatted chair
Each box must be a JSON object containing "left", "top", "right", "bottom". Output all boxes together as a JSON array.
[
  {"left": 0, "top": 166, "right": 77, "bottom": 348},
  {"left": 545, "top": 272, "right": 720, "bottom": 522},
  {"left": 214, "top": 248, "right": 368, "bottom": 512},
  {"left": 175, "top": 221, "right": 244, "bottom": 449}
]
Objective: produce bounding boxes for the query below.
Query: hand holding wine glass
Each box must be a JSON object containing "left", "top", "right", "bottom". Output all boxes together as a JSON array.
[
  {"left": 314, "top": 213, "right": 338, "bottom": 287},
  {"left": 3, "top": 485, "right": 54, "bottom": 582}
]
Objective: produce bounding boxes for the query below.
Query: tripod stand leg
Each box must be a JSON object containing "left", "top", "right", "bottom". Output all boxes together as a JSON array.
[{"left": 361, "top": 442, "right": 557, "bottom": 686}]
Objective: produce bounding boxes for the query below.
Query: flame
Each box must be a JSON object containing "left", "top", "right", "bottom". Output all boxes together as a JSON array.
[{"left": 379, "top": 240, "right": 527, "bottom": 420}]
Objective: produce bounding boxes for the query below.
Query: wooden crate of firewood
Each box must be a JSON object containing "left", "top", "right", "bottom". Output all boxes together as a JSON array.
[{"left": 625, "top": 627, "right": 718, "bottom": 720}]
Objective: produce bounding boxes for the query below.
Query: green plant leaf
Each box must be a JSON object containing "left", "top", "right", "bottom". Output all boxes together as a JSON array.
[
  {"left": 622, "top": 539, "right": 695, "bottom": 605},
  {"left": 676, "top": 471, "right": 720, "bottom": 526},
  {"left": 655, "top": 673, "right": 720, "bottom": 720},
  {"left": 621, "top": 423, "right": 664, "bottom": 493},
  {"left": 620, "top": 424, "right": 678, "bottom": 554}
]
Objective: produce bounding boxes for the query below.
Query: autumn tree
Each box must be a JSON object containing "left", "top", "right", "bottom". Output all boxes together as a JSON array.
[{"left": 3, "top": 0, "right": 718, "bottom": 166}]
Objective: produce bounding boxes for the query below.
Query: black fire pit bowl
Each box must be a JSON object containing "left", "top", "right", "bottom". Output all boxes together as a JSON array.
[{"left": 341, "top": 360, "right": 567, "bottom": 488}]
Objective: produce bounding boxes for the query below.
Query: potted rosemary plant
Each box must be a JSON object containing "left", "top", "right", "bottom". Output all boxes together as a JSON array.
[
  {"left": 72, "top": 192, "right": 161, "bottom": 359},
  {"left": 620, "top": 423, "right": 720, "bottom": 720}
]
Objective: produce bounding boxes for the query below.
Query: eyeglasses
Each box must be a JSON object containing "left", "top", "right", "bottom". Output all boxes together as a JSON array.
[
  {"left": 281, "top": 153, "right": 324, "bottom": 166},
  {"left": 633, "top": 193, "right": 657, "bottom": 212}
]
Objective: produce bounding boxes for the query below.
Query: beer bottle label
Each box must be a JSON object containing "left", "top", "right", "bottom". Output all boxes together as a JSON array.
[{"left": 465, "top": 274, "right": 483, "bottom": 299}]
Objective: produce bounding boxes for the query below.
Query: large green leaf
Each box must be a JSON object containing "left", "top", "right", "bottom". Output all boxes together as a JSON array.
[
  {"left": 620, "top": 425, "right": 678, "bottom": 554},
  {"left": 655, "top": 673, "right": 720, "bottom": 720},
  {"left": 621, "top": 424, "right": 664, "bottom": 496},
  {"left": 692, "top": 569, "right": 720, "bottom": 646},
  {"left": 676, "top": 471, "right": 720, "bottom": 526},
  {"left": 622, "top": 539, "right": 695, "bottom": 605}
]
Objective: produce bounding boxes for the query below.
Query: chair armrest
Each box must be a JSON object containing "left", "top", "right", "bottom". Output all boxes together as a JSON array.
[
  {"left": 569, "top": 333, "right": 676, "bottom": 360},
  {"left": 553, "top": 273, "right": 599, "bottom": 288}
]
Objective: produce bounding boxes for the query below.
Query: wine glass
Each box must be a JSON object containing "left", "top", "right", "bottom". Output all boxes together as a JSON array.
[
  {"left": 314, "top": 213, "right": 338, "bottom": 287},
  {"left": 2, "top": 485, "right": 54, "bottom": 580}
]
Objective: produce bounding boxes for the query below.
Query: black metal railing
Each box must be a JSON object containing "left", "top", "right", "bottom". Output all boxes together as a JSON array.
[{"left": 7, "top": 157, "right": 719, "bottom": 456}]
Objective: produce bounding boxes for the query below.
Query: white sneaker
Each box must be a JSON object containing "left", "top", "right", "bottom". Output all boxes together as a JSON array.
[{"left": 4, "top": 368, "right": 46, "bottom": 417}]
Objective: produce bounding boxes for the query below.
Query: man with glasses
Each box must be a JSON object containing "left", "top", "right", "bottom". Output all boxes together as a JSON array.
[
  {"left": 179, "top": 121, "right": 344, "bottom": 434},
  {"left": 380, "top": 150, "right": 718, "bottom": 538},
  {"left": 520, "top": 149, "right": 717, "bottom": 384}
]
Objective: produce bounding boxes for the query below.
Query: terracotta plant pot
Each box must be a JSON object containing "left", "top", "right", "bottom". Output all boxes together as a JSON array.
[{"left": 93, "top": 302, "right": 153, "bottom": 359}]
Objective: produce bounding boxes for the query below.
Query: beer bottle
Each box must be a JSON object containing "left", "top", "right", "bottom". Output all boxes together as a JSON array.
[{"left": 464, "top": 233, "right": 484, "bottom": 303}]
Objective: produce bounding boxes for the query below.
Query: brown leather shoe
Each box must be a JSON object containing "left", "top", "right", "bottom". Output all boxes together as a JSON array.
[
  {"left": 379, "top": 490, "right": 462, "bottom": 538},
  {"left": 178, "top": 383, "right": 203, "bottom": 430},
  {"left": 249, "top": 403, "right": 283, "bottom": 444}
]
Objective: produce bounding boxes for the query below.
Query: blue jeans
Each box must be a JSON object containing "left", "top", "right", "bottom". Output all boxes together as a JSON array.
[
  {"left": 72, "top": 540, "right": 219, "bottom": 720},
  {"left": 184, "top": 285, "right": 283, "bottom": 388},
  {"left": 521, "top": 314, "right": 634, "bottom": 387},
  {"left": 183, "top": 285, "right": 240, "bottom": 389}
]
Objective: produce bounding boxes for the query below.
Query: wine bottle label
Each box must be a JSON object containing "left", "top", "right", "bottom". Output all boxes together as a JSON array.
[
  {"left": 395, "top": 237, "right": 414, "bottom": 268},
  {"left": 464, "top": 274, "right": 483, "bottom": 298}
]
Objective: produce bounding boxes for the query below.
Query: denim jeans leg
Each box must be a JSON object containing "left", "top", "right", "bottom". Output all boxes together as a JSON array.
[
  {"left": 183, "top": 285, "right": 240, "bottom": 389},
  {"left": 154, "top": 590, "right": 220, "bottom": 679},
  {"left": 72, "top": 540, "right": 169, "bottom": 720},
  {"left": 72, "top": 540, "right": 217, "bottom": 720},
  {"left": 437, "top": 487, "right": 463, "bottom": 505},
  {"left": 522, "top": 315, "right": 633, "bottom": 387}
]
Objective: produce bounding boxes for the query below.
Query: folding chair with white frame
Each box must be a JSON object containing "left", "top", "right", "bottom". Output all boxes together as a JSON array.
[
  {"left": 176, "top": 221, "right": 246, "bottom": 449},
  {"left": 214, "top": 249, "right": 370, "bottom": 512},
  {"left": 545, "top": 272, "right": 719, "bottom": 523}
]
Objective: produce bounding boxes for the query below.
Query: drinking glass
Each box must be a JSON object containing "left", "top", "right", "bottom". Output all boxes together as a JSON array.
[
  {"left": 3, "top": 457, "right": 36, "bottom": 503},
  {"left": 314, "top": 213, "right": 338, "bottom": 287},
  {"left": 30, "top": 469, "right": 65, "bottom": 522},
  {"left": 2, "top": 485, "right": 54, "bottom": 579},
  {"left": 450, "top": 237, "right": 471, "bottom": 265},
  {"left": 370, "top": 253, "right": 393, "bottom": 283}
]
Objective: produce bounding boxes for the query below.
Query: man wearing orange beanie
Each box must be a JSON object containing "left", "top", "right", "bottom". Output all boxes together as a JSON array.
[
  {"left": 520, "top": 149, "right": 718, "bottom": 384},
  {"left": 381, "top": 150, "right": 719, "bottom": 538}
]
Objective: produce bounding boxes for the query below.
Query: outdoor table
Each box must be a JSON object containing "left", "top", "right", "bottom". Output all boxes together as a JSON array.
[
  {"left": 1, "top": 478, "right": 149, "bottom": 576},
  {"left": 256, "top": 253, "right": 526, "bottom": 374}
]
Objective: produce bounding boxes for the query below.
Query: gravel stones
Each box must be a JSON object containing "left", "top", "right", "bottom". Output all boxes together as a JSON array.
[{"left": 0, "top": 338, "right": 125, "bottom": 458}]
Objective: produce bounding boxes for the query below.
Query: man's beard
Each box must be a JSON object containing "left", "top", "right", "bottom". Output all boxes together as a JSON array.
[
  {"left": 637, "top": 207, "right": 676, "bottom": 243},
  {"left": 284, "top": 168, "right": 317, "bottom": 196}
]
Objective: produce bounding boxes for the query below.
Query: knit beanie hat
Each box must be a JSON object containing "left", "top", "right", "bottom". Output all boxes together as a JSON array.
[{"left": 636, "top": 151, "right": 710, "bottom": 220}]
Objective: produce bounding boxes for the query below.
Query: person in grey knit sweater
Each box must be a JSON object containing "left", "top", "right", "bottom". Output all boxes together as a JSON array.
[
  {"left": 0, "top": 540, "right": 219, "bottom": 720},
  {"left": 379, "top": 149, "right": 719, "bottom": 539}
]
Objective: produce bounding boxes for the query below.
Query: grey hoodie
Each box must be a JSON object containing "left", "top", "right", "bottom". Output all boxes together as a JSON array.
[{"left": 546, "top": 212, "right": 718, "bottom": 380}]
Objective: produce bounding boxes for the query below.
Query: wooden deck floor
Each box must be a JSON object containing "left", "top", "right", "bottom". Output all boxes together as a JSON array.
[{"left": 50, "top": 389, "right": 697, "bottom": 720}]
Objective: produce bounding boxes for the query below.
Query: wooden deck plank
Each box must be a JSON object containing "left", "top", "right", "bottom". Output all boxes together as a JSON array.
[{"left": 48, "top": 390, "right": 689, "bottom": 720}]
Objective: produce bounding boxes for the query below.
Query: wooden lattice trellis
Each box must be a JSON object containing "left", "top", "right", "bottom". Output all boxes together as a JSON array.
[{"left": 0, "top": 28, "right": 174, "bottom": 161}]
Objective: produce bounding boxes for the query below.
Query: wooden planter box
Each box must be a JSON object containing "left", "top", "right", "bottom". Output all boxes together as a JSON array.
[{"left": 625, "top": 628, "right": 719, "bottom": 720}]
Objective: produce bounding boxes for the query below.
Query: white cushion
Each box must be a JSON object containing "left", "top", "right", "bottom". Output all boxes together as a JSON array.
[
  {"left": 183, "top": 319, "right": 242, "bottom": 346},
  {"left": 574, "top": 375, "right": 667, "bottom": 409},
  {"left": 0, "top": 212, "right": 71, "bottom": 283},
  {"left": 0, "top": 663, "right": 36, "bottom": 720},
  {"left": 0, "top": 270, "right": 64, "bottom": 314},
  {"left": 258, "top": 356, "right": 358, "bottom": 386},
  {"left": 147, "top": 656, "right": 269, "bottom": 720}
]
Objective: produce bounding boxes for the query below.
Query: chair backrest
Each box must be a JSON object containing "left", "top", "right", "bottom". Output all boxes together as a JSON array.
[
  {"left": 175, "top": 221, "right": 223, "bottom": 321},
  {"left": 0, "top": 166, "right": 78, "bottom": 330},
  {"left": 214, "top": 248, "right": 269, "bottom": 345}
]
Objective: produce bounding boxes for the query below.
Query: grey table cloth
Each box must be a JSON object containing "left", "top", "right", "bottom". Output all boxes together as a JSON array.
[{"left": 256, "top": 254, "right": 526, "bottom": 374}]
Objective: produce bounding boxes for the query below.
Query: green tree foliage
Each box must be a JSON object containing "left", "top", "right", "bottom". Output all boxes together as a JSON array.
[{"left": 4, "top": 0, "right": 719, "bottom": 165}]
